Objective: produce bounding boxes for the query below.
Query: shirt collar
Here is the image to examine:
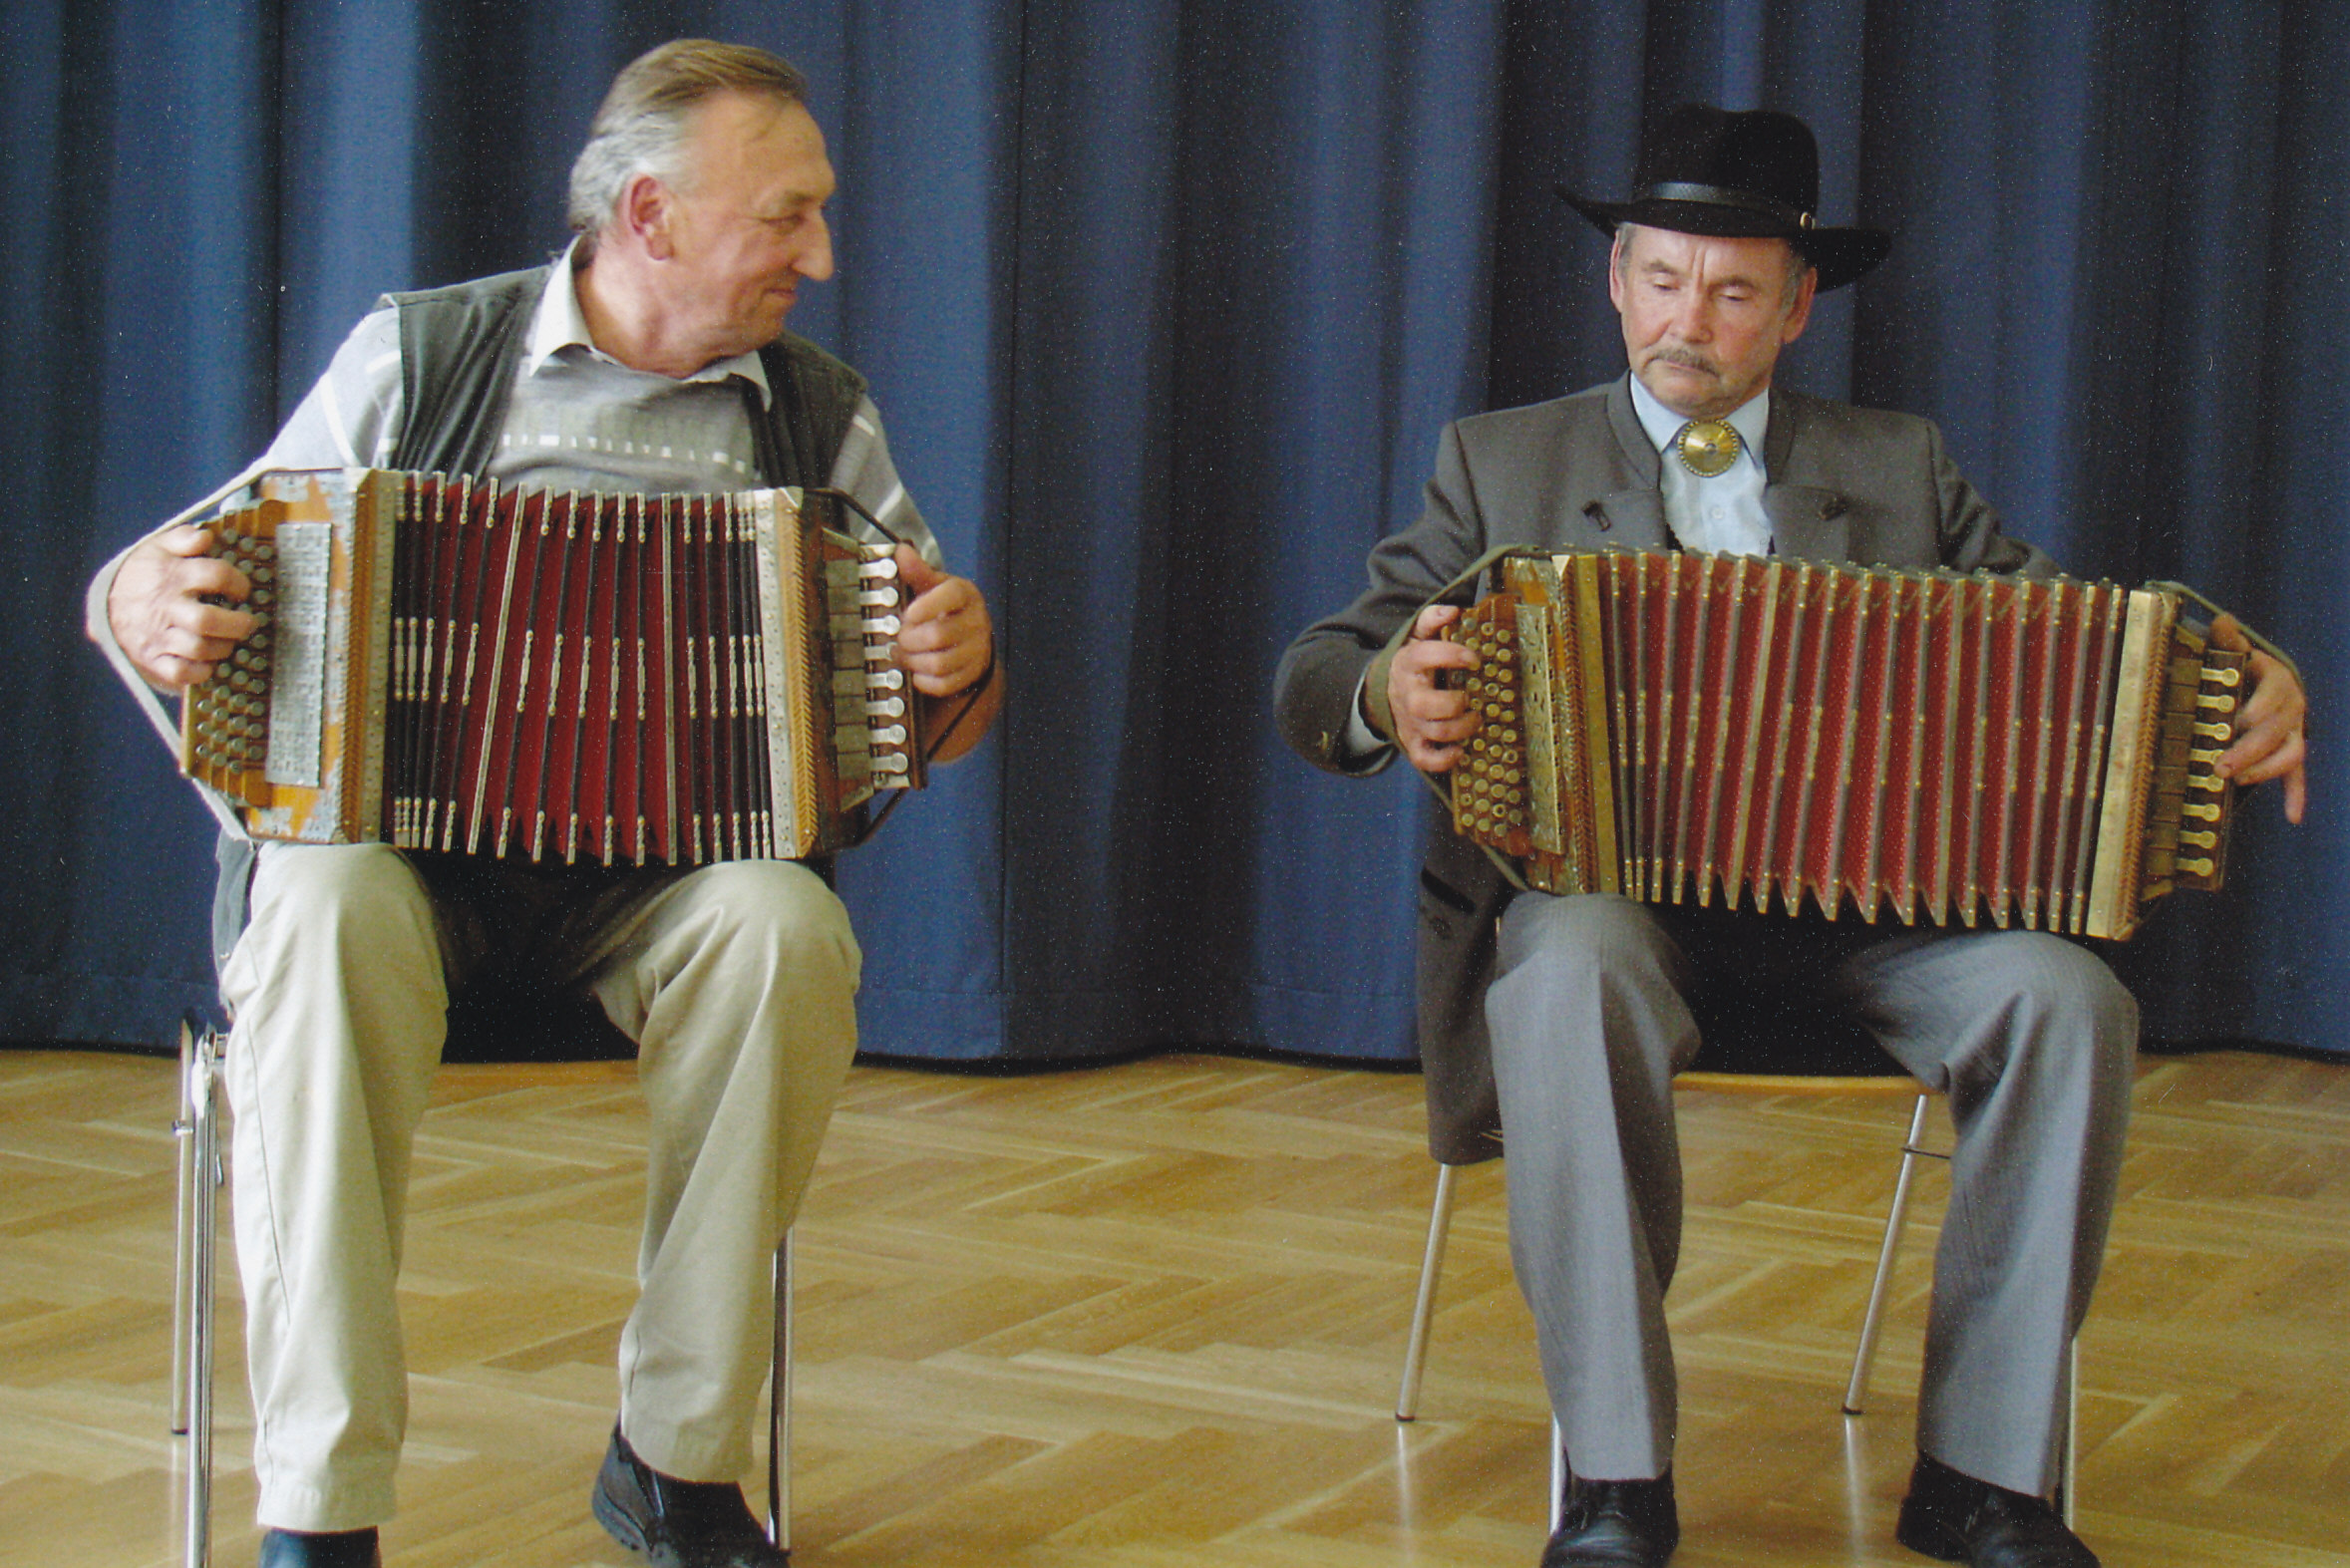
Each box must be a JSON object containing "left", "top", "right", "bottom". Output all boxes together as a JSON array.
[
  {"left": 522, "top": 238, "right": 773, "bottom": 405},
  {"left": 1626, "top": 372, "right": 1770, "bottom": 477}
]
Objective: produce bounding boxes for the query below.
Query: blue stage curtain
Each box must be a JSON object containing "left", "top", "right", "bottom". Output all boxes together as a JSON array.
[{"left": 9, "top": 0, "right": 2342, "bottom": 1061}]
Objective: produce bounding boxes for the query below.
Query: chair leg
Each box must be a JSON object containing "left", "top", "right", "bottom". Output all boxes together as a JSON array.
[
  {"left": 766, "top": 1229, "right": 793, "bottom": 1551},
  {"left": 2059, "top": 1335, "right": 2078, "bottom": 1528},
  {"left": 177, "top": 1023, "right": 225, "bottom": 1568},
  {"left": 170, "top": 1021, "right": 198, "bottom": 1437},
  {"left": 1395, "top": 1163, "right": 1458, "bottom": 1421},
  {"left": 1548, "top": 1416, "right": 1563, "bottom": 1534},
  {"left": 1844, "top": 1093, "right": 1944, "bottom": 1415}
]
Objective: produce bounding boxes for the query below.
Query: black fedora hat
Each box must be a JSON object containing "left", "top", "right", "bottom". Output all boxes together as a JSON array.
[{"left": 1558, "top": 104, "right": 1890, "bottom": 291}]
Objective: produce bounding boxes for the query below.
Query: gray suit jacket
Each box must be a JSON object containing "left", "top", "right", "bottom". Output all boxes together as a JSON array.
[{"left": 1271, "top": 376, "right": 2055, "bottom": 1162}]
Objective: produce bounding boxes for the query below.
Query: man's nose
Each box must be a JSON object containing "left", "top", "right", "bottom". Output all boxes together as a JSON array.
[
  {"left": 1669, "top": 294, "right": 1713, "bottom": 340},
  {"left": 797, "top": 213, "right": 836, "bottom": 282}
]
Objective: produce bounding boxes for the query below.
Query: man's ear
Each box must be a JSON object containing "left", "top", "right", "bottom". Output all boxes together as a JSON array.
[
  {"left": 618, "top": 172, "right": 676, "bottom": 260},
  {"left": 1779, "top": 261, "right": 1818, "bottom": 345}
]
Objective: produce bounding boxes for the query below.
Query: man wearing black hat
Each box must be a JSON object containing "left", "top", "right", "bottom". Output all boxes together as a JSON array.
[{"left": 1273, "top": 105, "right": 2307, "bottom": 1568}]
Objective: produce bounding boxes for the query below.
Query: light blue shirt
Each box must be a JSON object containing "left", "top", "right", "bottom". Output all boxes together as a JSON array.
[{"left": 1626, "top": 373, "right": 1773, "bottom": 557}]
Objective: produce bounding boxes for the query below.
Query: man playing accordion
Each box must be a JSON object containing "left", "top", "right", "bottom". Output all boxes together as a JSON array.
[
  {"left": 1275, "top": 104, "right": 2304, "bottom": 1568},
  {"left": 90, "top": 40, "right": 1000, "bottom": 1568}
]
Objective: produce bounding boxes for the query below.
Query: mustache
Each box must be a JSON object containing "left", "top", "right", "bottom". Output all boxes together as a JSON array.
[{"left": 1650, "top": 346, "right": 1721, "bottom": 376}]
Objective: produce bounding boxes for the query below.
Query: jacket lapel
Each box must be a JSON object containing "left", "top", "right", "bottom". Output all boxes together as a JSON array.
[
  {"left": 1585, "top": 377, "right": 1673, "bottom": 549},
  {"left": 1760, "top": 392, "right": 1851, "bottom": 562}
]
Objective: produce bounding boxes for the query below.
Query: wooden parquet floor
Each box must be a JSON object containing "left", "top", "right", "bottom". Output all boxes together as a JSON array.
[{"left": 1, "top": 1047, "right": 2344, "bottom": 1567}]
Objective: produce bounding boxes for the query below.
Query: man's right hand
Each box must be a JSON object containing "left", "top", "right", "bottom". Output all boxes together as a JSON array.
[
  {"left": 106, "top": 525, "right": 256, "bottom": 693},
  {"left": 1380, "top": 603, "right": 1481, "bottom": 774}
]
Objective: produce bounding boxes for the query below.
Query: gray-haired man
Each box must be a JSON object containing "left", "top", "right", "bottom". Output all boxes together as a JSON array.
[{"left": 90, "top": 40, "right": 1001, "bottom": 1568}]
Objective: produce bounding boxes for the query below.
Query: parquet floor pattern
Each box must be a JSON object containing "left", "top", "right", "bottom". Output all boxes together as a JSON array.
[{"left": 1, "top": 1047, "right": 2343, "bottom": 1567}]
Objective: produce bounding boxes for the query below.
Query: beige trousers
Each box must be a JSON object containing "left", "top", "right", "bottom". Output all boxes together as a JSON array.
[{"left": 218, "top": 842, "right": 860, "bottom": 1532}]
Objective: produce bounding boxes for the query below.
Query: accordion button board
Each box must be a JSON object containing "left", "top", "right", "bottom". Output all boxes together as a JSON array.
[
  {"left": 1446, "top": 549, "right": 2245, "bottom": 942},
  {"left": 178, "top": 469, "right": 926, "bottom": 864}
]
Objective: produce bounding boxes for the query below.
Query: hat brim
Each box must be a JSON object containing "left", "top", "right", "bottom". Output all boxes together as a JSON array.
[{"left": 1559, "top": 188, "right": 1890, "bottom": 292}]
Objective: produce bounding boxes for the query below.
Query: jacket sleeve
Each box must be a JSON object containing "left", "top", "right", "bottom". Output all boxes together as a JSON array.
[
  {"left": 1929, "top": 418, "right": 2059, "bottom": 578},
  {"left": 1272, "top": 419, "right": 1488, "bottom": 776}
]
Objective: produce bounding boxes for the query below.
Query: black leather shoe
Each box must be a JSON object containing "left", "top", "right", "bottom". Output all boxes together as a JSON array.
[
  {"left": 1895, "top": 1452, "right": 2099, "bottom": 1567},
  {"left": 1539, "top": 1470, "right": 1679, "bottom": 1567},
  {"left": 257, "top": 1528, "right": 381, "bottom": 1568},
  {"left": 592, "top": 1424, "right": 788, "bottom": 1567}
]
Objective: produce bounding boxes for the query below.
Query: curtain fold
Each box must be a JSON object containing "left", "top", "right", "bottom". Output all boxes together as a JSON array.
[{"left": 12, "top": 0, "right": 2342, "bottom": 1061}]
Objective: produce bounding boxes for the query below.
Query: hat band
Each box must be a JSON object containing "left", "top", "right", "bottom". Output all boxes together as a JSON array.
[{"left": 1643, "top": 180, "right": 1816, "bottom": 231}]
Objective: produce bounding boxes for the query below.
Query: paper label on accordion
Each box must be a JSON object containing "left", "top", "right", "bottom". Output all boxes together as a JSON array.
[{"left": 264, "top": 521, "right": 331, "bottom": 787}]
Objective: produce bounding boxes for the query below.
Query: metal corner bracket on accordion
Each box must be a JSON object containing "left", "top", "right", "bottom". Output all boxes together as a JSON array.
[
  {"left": 1444, "top": 549, "right": 2246, "bottom": 942},
  {"left": 178, "top": 468, "right": 927, "bottom": 865}
]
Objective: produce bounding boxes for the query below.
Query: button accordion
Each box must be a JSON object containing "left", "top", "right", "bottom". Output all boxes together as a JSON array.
[
  {"left": 179, "top": 468, "right": 926, "bottom": 863},
  {"left": 1445, "top": 550, "right": 2249, "bottom": 941}
]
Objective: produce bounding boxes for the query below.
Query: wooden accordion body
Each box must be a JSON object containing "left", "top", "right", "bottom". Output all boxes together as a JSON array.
[
  {"left": 179, "top": 468, "right": 925, "bottom": 864},
  {"left": 1447, "top": 550, "right": 2245, "bottom": 941}
]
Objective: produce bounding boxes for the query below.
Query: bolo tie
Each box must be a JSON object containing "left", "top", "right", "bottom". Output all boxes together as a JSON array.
[{"left": 1671, "top": 419, "right": 1741, "bottom": 476}]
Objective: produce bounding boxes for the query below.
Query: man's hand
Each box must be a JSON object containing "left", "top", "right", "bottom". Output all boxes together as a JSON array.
[
  {"left": 894, "top": 545, "right": 992, "bottom": 695},
  {"left": 894, "top": 544, "right": 1000, "bottom": 764},
  {"left": 1382, "top": 604, "right": 1481, "bottom": 774},
  {"left": 106, "top": 525, "right": 256, "bottom": 693},
  {"left": 2209, "top": 615, "right": 2309, "bottom": 824}
]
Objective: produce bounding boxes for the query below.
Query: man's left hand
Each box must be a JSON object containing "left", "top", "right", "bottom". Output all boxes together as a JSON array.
[
  {"left": 2210, "top": 615, "right": 2308, "bottom": 823},
  {"left": 893, "top": 544, "right": 1001, "bottom": 764},
  {"left": 894, "top": 545, "right": 993, "bottom": 696}
]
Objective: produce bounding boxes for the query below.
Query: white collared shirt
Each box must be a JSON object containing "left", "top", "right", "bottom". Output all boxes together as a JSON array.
[
  {"left": 517, "top": 242, "right": 770, "bottom": 396},
  {"left": 1626, "top": 373, "right": 1773, "bottom": 557}
]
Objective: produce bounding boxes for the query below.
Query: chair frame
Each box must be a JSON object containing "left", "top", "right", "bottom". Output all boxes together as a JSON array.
[
  {"left": 1393, "top": 1086, "right": 2077, "bottom": 1529},
  {"left": 170, "top": 1021, "right": 799, "bottom": 1565}
]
